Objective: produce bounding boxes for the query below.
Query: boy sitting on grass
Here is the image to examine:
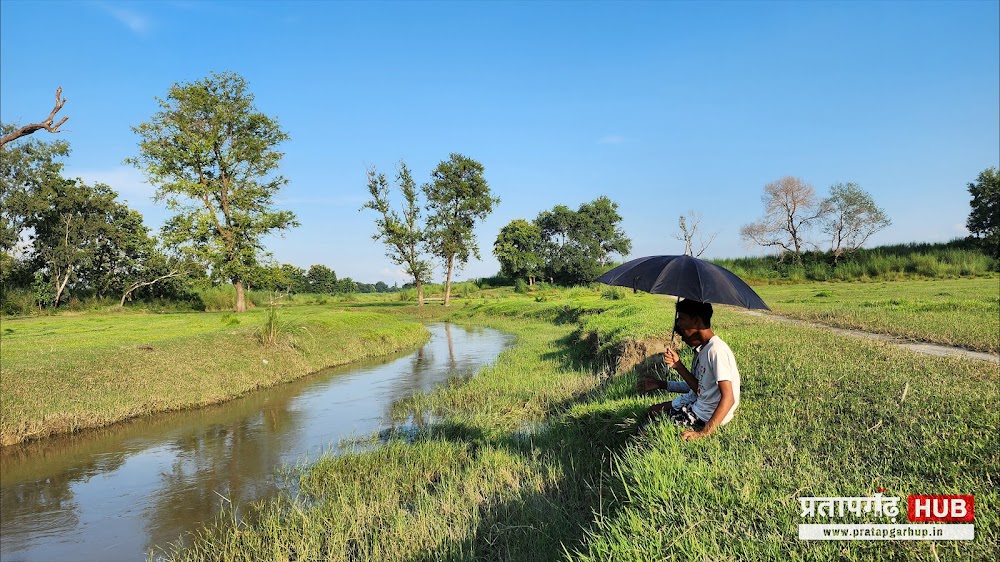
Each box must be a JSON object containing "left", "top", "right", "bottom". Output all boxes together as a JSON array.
[{"left": 636, "top": 299, "right": 740, "bottom": 441}]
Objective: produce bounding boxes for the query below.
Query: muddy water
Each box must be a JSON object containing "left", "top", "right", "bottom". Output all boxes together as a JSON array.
[{"left": 0, "top": 323, "right": 512, "bottom": 562}]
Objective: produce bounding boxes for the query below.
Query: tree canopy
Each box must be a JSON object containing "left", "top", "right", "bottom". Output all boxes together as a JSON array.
[
  {"left": 493, "top": 219, "right": 542, "bottom": 284},
  {"left": 424, "top": 154, "right": 498, "bottom": 305},
  {"left": 740, "top": 176, "right": 829, "bottom": 263},
  {"left": 822, "top": 183, "right": 890, "bottom": 263},
  {"left": 128, "top": 71, "right": 298, "bottom": 312},
  {"left": 967, "top": 167, "right": 999, "bottom": 258},
  {"left": 496, "top": 196, "right": 631, "bottom": 286},
  {"left": 363, "top": 162, "right": 432, "bottom": 305}
]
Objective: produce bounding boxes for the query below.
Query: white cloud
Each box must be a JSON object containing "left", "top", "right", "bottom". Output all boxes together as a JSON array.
[
  {"left": 65, "top": 166, "right": 155, "bottom": 204},
  {"left": 97, "top": 2, "right": 151, "bottom": 34},
  {"left": 380, "top": 267, "right": 410, "bottom": 283},
  {"left": 598, "top": 135, "right": 626, "bottom": 145}
]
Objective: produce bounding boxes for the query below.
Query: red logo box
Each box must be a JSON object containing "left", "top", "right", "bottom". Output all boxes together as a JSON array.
[{"left": 907, "top": 495, "right": 975, "bottom": 523}]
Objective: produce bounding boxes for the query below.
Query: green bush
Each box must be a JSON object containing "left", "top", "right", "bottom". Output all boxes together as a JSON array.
[
  {"left": 600, "top": 286, "right": 627, "bottom": 300},
  {"left": 0, "top": 287, "right": 37, "bottom": 316}
]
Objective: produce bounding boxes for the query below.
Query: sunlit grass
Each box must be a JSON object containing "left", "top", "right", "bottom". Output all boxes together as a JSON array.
[
  {"left": 756, "top": 278, "right": 1000, "bottom": 352},
  {"left": 160, "top": 282, "right": 998, "bottom": 561},
  {"left": 0, "top": 306, "right": 429, "bottom": 445}
]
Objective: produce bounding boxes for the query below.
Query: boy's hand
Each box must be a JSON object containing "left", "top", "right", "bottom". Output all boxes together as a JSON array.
[
  {"left": 636, "top": 376, "right": 664, "bottom": 393},
  {"left": 681, "top": 429, "right": 706, "bottom": 441},
  {"left": 663, "top": 348, "right": 681, "bottom": 369}
]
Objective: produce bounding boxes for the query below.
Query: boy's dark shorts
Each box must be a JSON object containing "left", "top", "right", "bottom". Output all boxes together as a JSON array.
[{"left": 667, "top": 404, "right": 706, "bottom": 430}]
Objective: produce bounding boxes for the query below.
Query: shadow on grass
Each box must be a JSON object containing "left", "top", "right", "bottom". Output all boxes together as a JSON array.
[
  {"left": 399, "top": 398, "right": 643, "bottom": 562},
  {"left": 391, "top": 333, "right": 649, "bottom": 562}
]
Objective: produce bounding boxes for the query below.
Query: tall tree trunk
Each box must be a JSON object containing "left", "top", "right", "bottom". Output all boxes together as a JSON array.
[
  {"left": 416, "top": 279, "right": 424, "bottom": 307},
  {"left": 443, "top": 254, "right": 454, "bottom": 306},
  {"left": 235, "top": 280, "right": 246, "bottom": 312},
  {"left": 53, "top": 266, "right": 72, "bottom": 308}
]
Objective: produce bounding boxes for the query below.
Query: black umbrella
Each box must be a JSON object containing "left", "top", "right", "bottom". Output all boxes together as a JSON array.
[{"left": 596, "top": 255, "right": 770, "bottom": 310}]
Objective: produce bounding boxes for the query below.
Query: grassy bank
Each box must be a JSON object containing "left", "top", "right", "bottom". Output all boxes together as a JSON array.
[
  {"left": 713, "top": 240, "right": 998, "bottom": 283},
  {"left": 0, "top": 306, "right": 429, "bottom": 446},
  {"left": 160, "top": 286, "right": 998, "bottom": 561},
  {"left": 755, "top": 278, "right": 1000, "bottom": 353}
]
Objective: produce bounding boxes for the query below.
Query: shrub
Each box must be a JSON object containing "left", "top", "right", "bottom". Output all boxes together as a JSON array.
[
  {"left": 600, "top": 286, "right": 627, "bottom": 300},
  {"left": 0, "top": 288, "right": 36, "bottom": 317},
  {"left": 257, "top": 306, "right": 299, "bottom": 348}
]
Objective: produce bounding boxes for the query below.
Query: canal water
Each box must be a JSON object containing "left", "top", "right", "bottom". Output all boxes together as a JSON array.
[{"left": 0, "top": 323, "right": 513, "bottom": 561}]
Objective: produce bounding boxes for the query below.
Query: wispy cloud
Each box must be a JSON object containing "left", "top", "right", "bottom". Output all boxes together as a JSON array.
[
  {"left": 65, "top": 166, "right": 155, "bottom": 202},
  {"left": 96, "top": 2, "right": 151, "bottom": 34},
  {"left": 276, "top": 194, "right": 368, "bottom": 206},
  {"left": 380, "top": 267, "right": 411, "bottom": 283},
  {"left": 598, "top": 135, "right": 626, "bottom": 145}
]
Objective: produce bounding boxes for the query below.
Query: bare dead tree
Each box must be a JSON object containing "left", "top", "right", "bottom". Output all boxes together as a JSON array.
[
  {"left": 672, "top": 210, "right": 718, "bottom": 257},
  {"left": 0, "top": 87, "right": 69, "bottom": 149},
  {"left": 740, "top": 176, "right": 830, "bottom": 263}
]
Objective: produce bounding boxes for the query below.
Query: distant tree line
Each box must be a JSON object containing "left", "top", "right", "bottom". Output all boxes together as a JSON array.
[{"left": 493, "top": 196, "right": 631, "bottom": 286}]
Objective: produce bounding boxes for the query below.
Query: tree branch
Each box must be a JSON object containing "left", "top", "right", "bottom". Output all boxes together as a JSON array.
[
  {"left": 0, "top": 87, "right": 68, "bottom": 148},
  {"left": 120, "top": 270, "right": 183, "bottom": 306}
]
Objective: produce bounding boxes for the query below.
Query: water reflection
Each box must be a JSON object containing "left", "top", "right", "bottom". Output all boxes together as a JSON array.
[{"left": 1, "top": 323, "right": 512, "bottom": 562}]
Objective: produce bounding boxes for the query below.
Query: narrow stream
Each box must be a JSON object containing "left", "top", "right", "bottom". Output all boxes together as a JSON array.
[{"left": 0, "top": 322, "right": 513, "bottom": 562}]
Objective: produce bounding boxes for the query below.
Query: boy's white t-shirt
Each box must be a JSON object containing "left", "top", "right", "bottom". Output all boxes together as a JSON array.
[{"left": 670, "top": 335, "right": 741, "bottom": 425}]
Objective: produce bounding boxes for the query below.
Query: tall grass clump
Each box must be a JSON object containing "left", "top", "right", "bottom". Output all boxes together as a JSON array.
[
  {"left": 514, "top": 278, "right": 529, "bottom": 294},
  {"left": 601, "top": 286, "right": 627, "bottom": 300},
  {"left": 257, "top": 306, "right": 298, "bottom": 348}
]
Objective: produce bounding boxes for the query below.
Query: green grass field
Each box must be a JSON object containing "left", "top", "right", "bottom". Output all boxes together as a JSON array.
[
  {"left": 0, "top": 306, "right": 429, "bottom": 445},
  {"left": 154, "top": 280, "right": 998, "bottom": 561},
  {"left": 755, "top": 278, "right": 1000, "bottom": 353}
]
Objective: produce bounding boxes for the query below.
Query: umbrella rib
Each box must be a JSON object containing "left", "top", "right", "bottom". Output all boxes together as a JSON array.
[{"left": 694, "top": 258, "right": 704, "bottom": 303}]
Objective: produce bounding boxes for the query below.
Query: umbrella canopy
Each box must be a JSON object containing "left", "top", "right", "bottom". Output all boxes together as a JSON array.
[{"left": 596, "top": 255, "right": 770, "bottom": 310}]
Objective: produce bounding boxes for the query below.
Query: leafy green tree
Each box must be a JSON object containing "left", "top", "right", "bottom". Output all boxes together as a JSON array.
[
  {"left": 279, "top": 263, "right": 308, "bottom": 293},
  {"left": 424, "top": 154, "right": 499, "bottom": 306},
  {"left": 363, "top": 162, "right": 432, "bottom": 305},
  {"left": 535, "top": 197, "right": 631, "bottom": 285},
  {"left": 494, "top": 219, "right": 542, "bottom": 285},
  {"left": 74, "top": 205, "right": 187, "bottom": 305},
  {"left": 967, "top": 167, "right": 999, "bottom": 258},
  {"left": 306, "top": 264, "right": 337, "bottom": 294},
  {"left": 821, "top": 183, "right": 891, "bottom": 264},
  {"left": 576, "top": 196, "right": 631, "bottom": 266},
  {"left": 334, "top": 277, "right": 358, "bottom": 294},
  {"left": 128, "top": 71, "right": 298, "bottom": 312},
  {"left": 29, "top": 179, "right": 132, "bottom": 307},
  {"left": 0, "top": 125, "right": 69, "bottom": 266}
]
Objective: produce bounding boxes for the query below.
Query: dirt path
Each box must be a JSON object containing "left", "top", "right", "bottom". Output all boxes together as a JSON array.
[{"left": 742, "top": 310, "right": 999, "bottom": 364}]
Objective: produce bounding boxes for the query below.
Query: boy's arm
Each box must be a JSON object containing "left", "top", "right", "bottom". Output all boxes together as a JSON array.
[{"left": 681, "top": 380, "right": 734, "bottom": 441}]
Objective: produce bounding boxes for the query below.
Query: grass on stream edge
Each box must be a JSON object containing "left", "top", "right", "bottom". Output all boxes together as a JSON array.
[{"left": 0, "top": 307, "right": 430, "bottom": 446}]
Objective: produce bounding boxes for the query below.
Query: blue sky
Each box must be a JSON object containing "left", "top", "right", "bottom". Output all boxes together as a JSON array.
[{"left": 2, "top": 0, "right": 998, "bottom": 284}]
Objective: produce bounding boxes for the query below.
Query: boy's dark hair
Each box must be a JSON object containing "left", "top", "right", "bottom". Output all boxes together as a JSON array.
[{"left": 676, "top": 299, "right": 713, "bottom": 328}]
